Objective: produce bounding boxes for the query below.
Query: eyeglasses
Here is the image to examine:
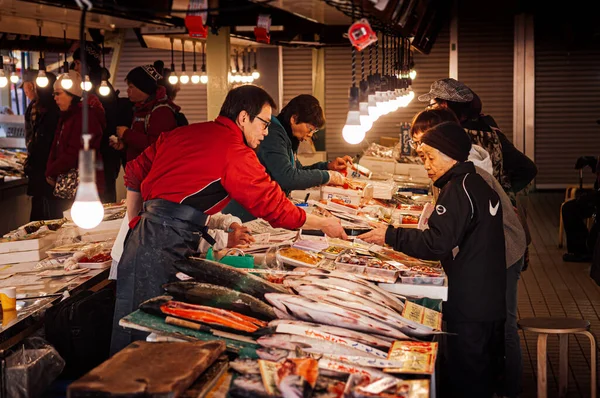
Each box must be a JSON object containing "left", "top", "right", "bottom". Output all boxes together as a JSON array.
[
  {"left": 308, "top": 125, "right": 319, "bottom": 135},
  {"left": 427, "top": 102, "right": 439, "bottom": 110},
  {"left": 409, "top": 139, "right": 422, "bottom": 149},
  {"left": 255, "top": 115, "right": 271, "bottom": 130}
]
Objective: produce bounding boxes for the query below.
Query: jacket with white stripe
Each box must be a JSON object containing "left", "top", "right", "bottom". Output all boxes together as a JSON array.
[{"left": 385, "top": 161, "right": 506, "bottom": 323}]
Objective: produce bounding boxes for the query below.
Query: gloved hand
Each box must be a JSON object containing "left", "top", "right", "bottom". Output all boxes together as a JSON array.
[{"left": 327, "top": 171, "right": 346, "bottom": 186}]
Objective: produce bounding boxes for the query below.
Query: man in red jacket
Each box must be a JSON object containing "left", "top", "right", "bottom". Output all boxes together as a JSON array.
[
  {"left": 111, "top": 64, "right": 180, "bottom": 162},
  {"left": 110, "top": 85, "right": 346, "bottom": 354}
]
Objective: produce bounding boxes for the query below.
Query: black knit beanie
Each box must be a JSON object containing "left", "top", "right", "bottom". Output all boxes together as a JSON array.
[
  {"left": 421, "top": 121, "right": 472, "bottom": 162},
  {"left": 125, "top": 65, "right": 162, "bottom": 95}
]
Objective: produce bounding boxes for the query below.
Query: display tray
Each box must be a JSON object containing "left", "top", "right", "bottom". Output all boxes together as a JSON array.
[
  {"left": 0, "top": 232, "right": 56, "bottom": 254},
  {"left": 279, "top": 247, "right": 324, "bottom": 268},
  {"left": 0, "top": 244, "right": 53, "bottom": 265}
]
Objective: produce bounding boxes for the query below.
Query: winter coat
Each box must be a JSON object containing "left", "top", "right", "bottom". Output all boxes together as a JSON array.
[
  {"left": 122, "top": 86, "right": 180, "bottom": 162},
  {"left": 24, "top": 100, "right": 60, "bottom": 197},
  {"left": 257, "top": 115, "right": 330, "bottom": 194},
  {"left": 385, "top": 161, "right": 507, "bottom": 323},
  {"left": 46, "top": 94, "right": 106, "bottom": 195}
]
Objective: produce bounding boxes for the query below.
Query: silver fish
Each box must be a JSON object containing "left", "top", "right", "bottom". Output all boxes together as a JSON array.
[
  {"left": 230, "top": 358, "right": 261, "bottom": 375},
  {"left": 273, "top": 322, "right": 389, "bottom": 358},
  {"left": 268, "top": 320, "right": 394, "bottom": 349},
  {"left": 258, "top": 333, "right": 380, "bottom": 358},
  {"left": 315, "top": 353, "right": 406, "bottom": 369},
  {"left": 284, "top": 275, "right": 404, "bottom": 314},
  {"left": 265, "top": 294, "right": 409, "bottom": 340},
  {"left": 318, "top": 358, "right": 389, "bottom": 380},
  {"left": 229, "top": 374, "right": 270, "bottom": 398},
  {"left": 256, "top": 347, "right": 291, "bottom": 362}
]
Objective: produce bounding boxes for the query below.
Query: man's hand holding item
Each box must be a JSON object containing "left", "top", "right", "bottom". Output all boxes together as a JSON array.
[{"left": 328, "top": 156, "right": 353, "bottom": 171}]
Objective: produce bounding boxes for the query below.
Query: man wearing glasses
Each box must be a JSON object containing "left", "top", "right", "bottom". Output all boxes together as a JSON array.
[{"left": 223, "top": 94, "right": 352, "bottom": 221}]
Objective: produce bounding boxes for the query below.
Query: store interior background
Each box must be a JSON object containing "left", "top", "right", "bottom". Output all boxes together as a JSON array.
[{"left": 1, "top": 0, "right": 599, "bottom": 233}]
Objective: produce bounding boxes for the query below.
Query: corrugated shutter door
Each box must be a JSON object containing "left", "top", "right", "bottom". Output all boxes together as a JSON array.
[
  {"left": 282, "top": 48, "right": 313, "bottom": 107},
  {"left": 113, "top": 32, "right": 207, "bottom": 123},
  {"left": 325, "top": 28, "right": 450, "bottom": 159},
  {"left": 458, "top": 11, "right": 514, "bottom": 141},
  {"left": 535, "top": 32, "right": 600, "bottom": 187}
]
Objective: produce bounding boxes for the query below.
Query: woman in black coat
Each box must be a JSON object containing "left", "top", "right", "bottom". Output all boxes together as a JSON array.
[{"left": 24, "top": 72, "right": 61, "bottom": 221}]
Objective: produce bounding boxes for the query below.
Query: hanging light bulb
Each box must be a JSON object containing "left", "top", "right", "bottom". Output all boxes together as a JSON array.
[
  {"left": 36, "top": 70, "right": 49, "bottom": 88},
  {"left": 252, "top": 48, "right": 260, "bottom": 80},
  {"left": 10, "top": 71, "right": 19, "bottom": 84},
  {"left": 190, "top": 41, "right": 200, "bottom": 84},
  {"left": 179, "top": 39, "right": 189, "bottom": 84},
  {"left": 199, "top": 42, "right": 208, "bottom": 84},
  {"left": 343, "top": 110, "right": 365, "bottom": 145},
  {"left": 71, "top": 149, "right": 104, "bottom": 229},
  {"left": 169, "top": 38, "right": 178, "bottom": 84},
  {"left": 98, "top": 80, "right": 110, "bottom": 96},
  {"left": 81, "top": 75, "right": 92, "bottom": 91},
  {"left": 60, "top": 73, "right": 73, "bottom": 89},
  {"left": 200, "top": 71, "right": 208, "bottom": 84},
  {"left": 343, "top": 86, "right": 366, "bottom": 144},
  {"left": 359, "top": 102, "right": 373, "bottom": 134},
  {"left": 358, "top": 76, "right": 372, "bottom": 133},
  {"left": 409, "top": 69, "right": 417, "bottom": 80}
]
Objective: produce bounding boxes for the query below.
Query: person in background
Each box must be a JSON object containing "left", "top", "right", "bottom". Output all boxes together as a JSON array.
[
  {"left": 410, "top": 108, "right": 527, "bottom": 398},
  {"left": 359, "top": 122, "right": 506, "bottom": 398},
  {"left": 22, "top": 71, "right": 61, "bottom": 221},
  {"left": 419, "top": 78, "right": 537, "bottom": 204},
  {"left": 223, "top": 95, "right": 350, "bottom": 221},
  {"left": 72, "top": 42, "right": 121, "bottom": 203},
  {"left": 46, "top": 71, "right": 106, "bottom": 213},
  {"left": 110, "top": 64, "right": 180, "bottom": 163},
  {"left": 111, "top": 85, "right": 347, "bottom": 354}
]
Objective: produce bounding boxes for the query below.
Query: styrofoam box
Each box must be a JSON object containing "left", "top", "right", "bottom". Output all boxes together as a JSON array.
[
  {"left": 395, "top": 162, "right": 428, "bottom": 179},
  {"left": 379, "top": 279, "right": 448, "bottom": 301},
  {"left": 359, "top": 156, "right": 397, "bottom": 175},
  {"left": 0, "top": 233, "right": 57, "bottom": 254},
  {"left": 290, "top": 188, "right": 321, "bottom": 202},
  {"left": 320, "top": 186, "right": 362, "bottom": 206},
  {"left": 0, "top": 245, "right": 53, "bottom": 265}
]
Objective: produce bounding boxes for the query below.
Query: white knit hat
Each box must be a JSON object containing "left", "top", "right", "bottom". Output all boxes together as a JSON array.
[{"left": 54, "top": 70, "right": 83, "bottom": 97}]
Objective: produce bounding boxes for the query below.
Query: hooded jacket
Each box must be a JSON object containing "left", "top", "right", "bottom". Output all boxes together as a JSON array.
[
  {"left": 469, "top": 146, "right": 527, "bottom": 267},
  {"left": 46, "top": 94, "right": 106, "bottom": 194},
  {"left": 256, "top": 115, "right": 330, "bottom": 194},
  {"left": 122, "top": 86, "right": 180, "bottom": 162},
  {"left": 385, "top": 161, "right": 506, "bottom": 323}
]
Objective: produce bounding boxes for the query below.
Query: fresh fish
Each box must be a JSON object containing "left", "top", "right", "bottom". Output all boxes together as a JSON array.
[
  {"left": 284, "top": 275, "right": 404, "bottom": 314},
  {"left": 163, "top": 281, "right": 276, "bottom": 321},
  {"left": 174, "top": 258, "right": 287, "bottom": 300},
  {"left": 318, "top": 358, "right": 389, "bottom": 380},
  {"left": 229, "top": 374, "right": 270, "bottom": 398},
  {"left": 265, "top": 294, "right": 408, "bottom": 340},
  {"left": 274, "top": 307, "right": 296, "bottom": 320},
  {"left": 269, "top": 320, "right": 394, "bottom": 349},
  {"left": 258, "top": 334, "right": 380, "bottom": 358},
  {"left": 273, "top": 323, "right": 389, "bottom": 358},
  {"left": 279, "top": 375, "right": 312, "bottom": 398},
  {"left": 313, "top": 376, "right": 346, "bottom": 398},
  {"left": 293, "top": 285, "right": 413, "bottom": 330},
  {"left": 257, "top": 347, "right": 291, "bottom": 362},
  {"left": 314, "top": 353, "right": 406, "bottom": 369},
  {"left": 230, "top": 358, "right": 261, "bottom": 375},
  {"left": 139, "top": 296, "right": 266, "bottom": 334}
]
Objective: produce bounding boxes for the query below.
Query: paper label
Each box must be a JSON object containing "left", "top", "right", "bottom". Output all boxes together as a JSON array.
[
  {"left": 385, "top": 341, "right": 438, "bottom": 375},
  {"left": 402, "top": 301, "right": 442, "bottom": 330}
]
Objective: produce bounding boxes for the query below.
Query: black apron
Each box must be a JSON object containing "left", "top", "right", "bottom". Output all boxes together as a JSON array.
[{"left": 110, "top": 199, "right": 214, "bottom": 354}]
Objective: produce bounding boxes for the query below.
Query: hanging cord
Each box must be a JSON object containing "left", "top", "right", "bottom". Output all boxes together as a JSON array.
[
  {"left": 369, "top": 45, "right": 373, "bottom": 76},
  {"left": 375, "top": 34, "right": 379, "bottom": 75},
  {"left": 181, "top": 39, "right": 185, "bottom": 71},
  {"left": 79, "top": 6, "right": 89, "bottom": 147},
  {"left": 101, "top": 33, "right": 106, "bottom": 69},
  {"left": 62, "top": 25, "right": 68, "bottom": 73},
  {"left": 170, "top": 37, "right": 176, "bottom": 72},
  {"left": 350, "top": 0, "right": 356, "bottom": 87},
  {"left": 193, "top": 41, "right": 197, "bottom": 70},
  {"left": 202, "top": 42, "right": 206, "bottom": 72},
  {"left": 253, "top": 48, "right": 258, "bottom": 70}
]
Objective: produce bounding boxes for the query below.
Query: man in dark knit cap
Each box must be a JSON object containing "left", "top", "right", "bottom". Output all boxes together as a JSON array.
[
  {"left": 360, "top": 121, "right": 507, "bottom": 398},
  {"left": 112, "top": 64, "right": 181, "bottom": 162}
]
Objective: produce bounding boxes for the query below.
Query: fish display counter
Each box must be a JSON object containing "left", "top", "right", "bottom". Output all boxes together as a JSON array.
[{"left": 80, "top": 215, "right": 446, "bottom": 398}]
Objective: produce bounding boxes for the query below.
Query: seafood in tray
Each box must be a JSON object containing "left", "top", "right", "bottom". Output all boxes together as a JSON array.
[
  {"left": 334, "top": 250, "right": 399, "bottom": 283},
  {"left": 320, "top": 245, "right": 346, "bottom": 259},
  {"left": 279, "top": 247, "right": 324, "bottom": 267}
]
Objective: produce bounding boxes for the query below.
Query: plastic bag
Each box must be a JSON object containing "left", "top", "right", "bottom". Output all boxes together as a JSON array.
[{"left": 5, "top": 337, "right": 65, "bottom": 398}]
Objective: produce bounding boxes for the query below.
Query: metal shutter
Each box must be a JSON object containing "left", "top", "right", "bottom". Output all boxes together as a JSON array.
[
  {"left": 281, "top": 48, "right": 313, "bottom": 108},
  {"left": 457, "top": 12, "right": 514, "bottom": 141},
  {"left": 535, "top": 30, "right": 600, "bottom": 187},
  {"left": 113, "top": 31, "right": 207, "bottom": 124},
  {"left": 325, "top": 28, "right": 450, "bottom": 159}
]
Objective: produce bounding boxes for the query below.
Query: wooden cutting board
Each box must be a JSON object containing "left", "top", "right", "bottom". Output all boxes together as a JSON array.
[{"left": 68, "top": 340, "right": 226, "bottom": 397}]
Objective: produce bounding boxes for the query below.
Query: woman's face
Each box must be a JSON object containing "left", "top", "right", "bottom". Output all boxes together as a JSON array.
[
  {"left": 23, "top": 82, "right": 37, "bottom": 101},
  {"left": 290, "top": 115, "right": 318, "bottom": 142},
  {"left": 53, "top": 89, "right": 72, "bottom": 111},
  {"left": 412, "top": 130, "right": 426, "bottom": 159}
]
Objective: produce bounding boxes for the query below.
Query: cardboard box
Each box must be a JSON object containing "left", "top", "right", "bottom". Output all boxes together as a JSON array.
[
  {"left": 0, "top": 244, "right": 53, "bottom": 265},
  {"left": 359, "top": 156, "right": 396, "bottom": 175},
  {"left": 320, "top": 186, "right": 362, "bottom": 206},
  {"left": 0, "top": 233, "right": 57, "bottom": 254}
]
